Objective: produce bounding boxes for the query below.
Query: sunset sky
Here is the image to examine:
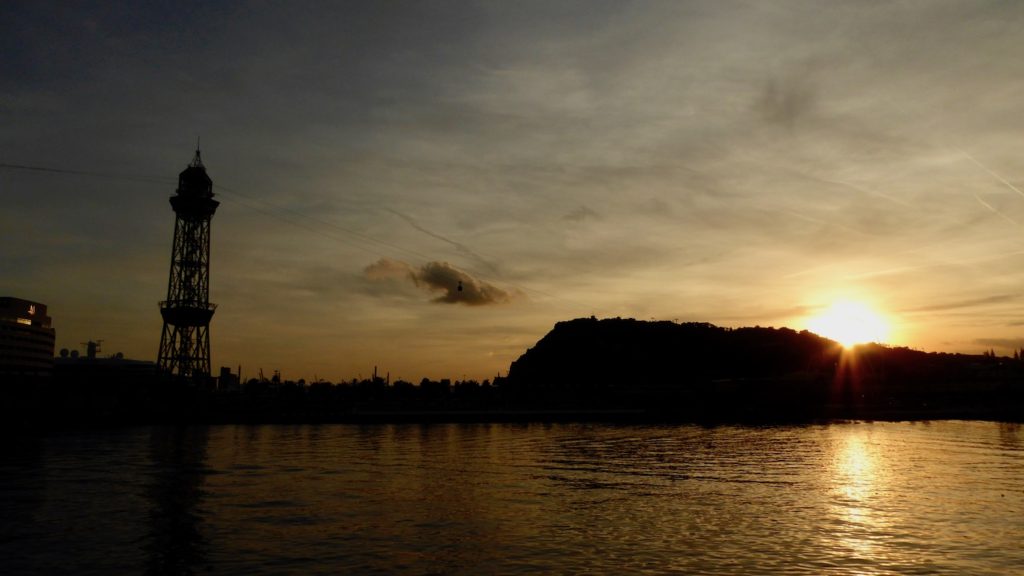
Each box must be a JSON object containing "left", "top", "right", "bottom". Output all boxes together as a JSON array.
[{"left": 5, "top": 1, "right": 1024, "bottom": 381}]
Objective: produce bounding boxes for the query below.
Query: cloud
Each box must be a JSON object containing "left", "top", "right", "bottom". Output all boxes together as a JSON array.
[
  {"left": 755, "top": 72, "right": 816, "bottom": 129},
  {"left": 364, "top": 258, "right": 518, "bottom": 306},
  {"left": 364, "top": 258, "right": 416, "bottom": 281},
  {"left": 562, "top": 205, "right": 599, "bottom": 222},
  {"left": 901, "top": 294, "right": 1021, "bottom": 314},
  {"left": 974, "top": 338, "right": 1024, "bottom": 350}
]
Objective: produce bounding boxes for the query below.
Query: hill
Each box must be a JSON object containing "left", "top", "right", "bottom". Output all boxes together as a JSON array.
[{"left": 504, "top": 317, "right": 1024, "bottom": 421}]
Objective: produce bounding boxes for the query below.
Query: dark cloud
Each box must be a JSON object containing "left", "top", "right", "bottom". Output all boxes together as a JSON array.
[
  {"left": 563, "top": 205, "right": 599, "bottom": 222},
  {"left": 364, "top": 258, "right": 518, "bottom": 306},
  {"left": 755, "top": 72, "right": 816, "bottom": 128}
]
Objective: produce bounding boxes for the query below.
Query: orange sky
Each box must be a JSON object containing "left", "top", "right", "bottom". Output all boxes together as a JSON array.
[{"left": 5, "top": 1, "right": 1024, "bottom": 381}]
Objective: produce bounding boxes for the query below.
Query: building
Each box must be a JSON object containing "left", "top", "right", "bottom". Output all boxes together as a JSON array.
[
  {"left": 0, "top": 297, "right": 56, "bottom": 378},
  {"left": 54, "top": 341, "right": 158, "bottom": 384}
]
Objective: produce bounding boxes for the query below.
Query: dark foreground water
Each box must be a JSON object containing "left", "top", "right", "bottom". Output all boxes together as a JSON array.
[{"left": 1, "top": 421, "right": 1022, "bottom": 575}]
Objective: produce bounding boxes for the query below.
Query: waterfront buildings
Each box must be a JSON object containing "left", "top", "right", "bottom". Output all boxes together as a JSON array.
[{"left": 0, "top": 297, "right": 56, "bottom": 378}]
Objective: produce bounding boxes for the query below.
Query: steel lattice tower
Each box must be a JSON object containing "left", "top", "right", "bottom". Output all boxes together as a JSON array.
[{"left": 157, "top": 149, "right": 219, "bottom": 381}]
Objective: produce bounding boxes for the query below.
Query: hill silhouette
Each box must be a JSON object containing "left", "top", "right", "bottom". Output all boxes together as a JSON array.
[
  {"left": 508, "top": 318, "right": 836, "bottom": 387},
  {"left": 504, "top": 317, "right": 1024, "bottom": 421}
]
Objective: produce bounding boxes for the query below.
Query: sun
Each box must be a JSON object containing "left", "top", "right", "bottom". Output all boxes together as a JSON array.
[{"left": 806, "top": 300, "right": 889, "bottom": 348}]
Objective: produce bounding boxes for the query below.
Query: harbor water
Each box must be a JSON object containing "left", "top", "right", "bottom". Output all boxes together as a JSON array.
[{"left": 2, "top": 421, "right": 1022, "bottom": 574}]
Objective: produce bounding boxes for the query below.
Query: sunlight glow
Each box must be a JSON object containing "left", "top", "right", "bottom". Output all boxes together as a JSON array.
[
  {"left": 828, "top": 432, "right": 888, "bottom": 560},
  {"left": 837, "top": 435, "right": 874, "bottom": 502},
  {"left": 807, "top": 300, "right": 889, "bottom": 348}
]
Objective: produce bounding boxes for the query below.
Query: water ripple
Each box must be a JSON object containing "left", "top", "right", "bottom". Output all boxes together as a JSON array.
[{"left": 1, "top": 421, "right": 1022, "bottom": 574}]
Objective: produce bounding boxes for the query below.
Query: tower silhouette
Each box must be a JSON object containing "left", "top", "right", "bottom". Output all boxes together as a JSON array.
[{"left": 157, "top": 149, "right": 219, "bottom": 382}]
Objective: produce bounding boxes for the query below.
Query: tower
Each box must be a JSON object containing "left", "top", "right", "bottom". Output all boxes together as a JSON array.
[{"left": 157, "top": 148, "right": 219, "bottom": 382}]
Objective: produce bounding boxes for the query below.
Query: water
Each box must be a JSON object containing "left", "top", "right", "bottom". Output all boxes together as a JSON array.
[{"left": 2, "top": 421, "right": 1022, "bottom": 574}]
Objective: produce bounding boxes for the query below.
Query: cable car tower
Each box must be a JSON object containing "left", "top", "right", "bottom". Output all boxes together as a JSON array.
[{"left": 157, "top": 147, "right": 219, "bottom": 382}]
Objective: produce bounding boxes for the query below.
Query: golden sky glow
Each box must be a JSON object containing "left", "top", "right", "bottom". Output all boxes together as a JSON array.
[
  {"left": 4, "top": 2, "right": 1024, "bottom": 380},
  {"left": 806, "top": 300, "right": 890, "bottom": 348}
]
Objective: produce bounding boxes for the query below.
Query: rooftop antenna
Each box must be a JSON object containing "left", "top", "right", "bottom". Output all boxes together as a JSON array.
[
  {"left": 80, "top": 339, "right": 103, "bottom": 359},
  {"left": 191, "top": 136, "right": 203, "bottom": 167}
]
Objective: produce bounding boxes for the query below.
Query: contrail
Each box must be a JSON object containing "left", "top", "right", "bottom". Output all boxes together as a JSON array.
[
  {"left": 960, "top": 149, "right": 1024, "bottom": 199},
  {"left": 819, "top": 177, "right": 913, "bottom": 208},
  {"left": 956, "top": 150, "right": 1024, "bottom": 229},
  {"left": 731, "top": 149, "right": 913, "bottom": 208},
  {"left": 386, "top": 208, "right": 500, "bottom": 275},
  {"left": 973, "top": 194, "right": 1021, "bottom": 227},
  {"left": 845, "top": 248, "right": 1024, "bottom": 281}
]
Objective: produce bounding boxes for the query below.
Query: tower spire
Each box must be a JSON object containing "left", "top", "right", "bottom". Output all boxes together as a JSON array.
[{"left": 190, "top": 137, "right": 203, "bottom": 168}]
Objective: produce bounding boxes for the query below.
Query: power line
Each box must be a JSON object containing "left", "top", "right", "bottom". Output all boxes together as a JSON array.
[
  {"left": 0, "top": 160, "right": 429, "bottom": 259},
  {"left": 1, "top": 160, "right": 570, "bottom": 304},
  {"left": 213, "top": 183, "right": 436, "bottom": 263},
  {"left": 0, "top": 162, "right": 172, "bottom": 185}
]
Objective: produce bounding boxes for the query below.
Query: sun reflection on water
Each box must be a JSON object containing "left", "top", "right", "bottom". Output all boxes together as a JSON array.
[
  {"left": 828, "top": 431, "right": 891, "bottom": 570},
  {"left": 839, "top": 434, "right": 874, "bottom": 501}
]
